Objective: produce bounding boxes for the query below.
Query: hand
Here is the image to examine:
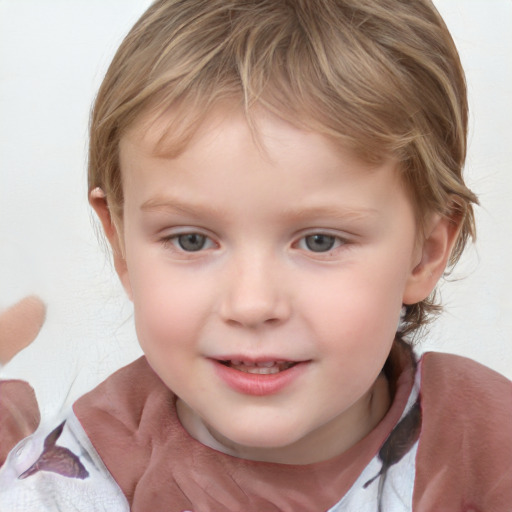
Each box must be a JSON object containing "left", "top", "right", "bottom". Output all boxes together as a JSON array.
[{"left": 0, "top": 296, "right": 46, "bottom": 365}]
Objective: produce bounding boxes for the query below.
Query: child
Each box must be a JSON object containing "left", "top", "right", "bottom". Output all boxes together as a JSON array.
[{"left": 1, "top": 0, "right": 511, "bottom": 510}]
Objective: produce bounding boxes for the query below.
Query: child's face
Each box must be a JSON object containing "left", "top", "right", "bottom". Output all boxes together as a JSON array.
[{"left": 111, "top": 108, "right": 430, "bottom": 464}]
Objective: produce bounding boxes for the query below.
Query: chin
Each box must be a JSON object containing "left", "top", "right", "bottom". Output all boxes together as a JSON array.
[{"left": 214, "top": 422, "right": 306, "bottom": 454}]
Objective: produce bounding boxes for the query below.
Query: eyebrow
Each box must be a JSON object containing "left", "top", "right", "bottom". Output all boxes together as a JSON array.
[
  {"left": 141, "top": 196, "right": 378, "bottom": 223},
  {"left": 140, "top": 197, "right": 224, "bottom": 218},
  {"left": 279, "top": 205, "right": 379, "bottom": 223}
]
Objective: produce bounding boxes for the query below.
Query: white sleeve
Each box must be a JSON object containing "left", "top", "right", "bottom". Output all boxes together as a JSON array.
[{"left": 0, "top": 417, "right": 129, "bottom": 512}]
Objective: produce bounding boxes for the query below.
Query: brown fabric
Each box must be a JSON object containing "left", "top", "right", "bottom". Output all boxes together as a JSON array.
[
  {"left": 413, "top": 352, "right": 512, "bottom": 511},
  {"left": 0, "top": 380, "right": 40, "bottom": 467},
  {"left": 74, "top": 343, "right": 414, "bottom": 512}
]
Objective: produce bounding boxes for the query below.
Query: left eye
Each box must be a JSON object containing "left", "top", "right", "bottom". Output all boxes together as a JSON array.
[
  {"left": 171, "top": 233, "right": 212, "bottom": 252},
  {"left": 299, "top": 234, "right": 342, "bottom": 253}
]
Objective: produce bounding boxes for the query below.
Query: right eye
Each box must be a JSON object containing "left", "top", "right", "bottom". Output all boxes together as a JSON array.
[
  {"left": 302, "top": 234, "right": 338, "bottom": 252},
  {"left": 167, "top": 233, "right": 214, "bottom": 252}
]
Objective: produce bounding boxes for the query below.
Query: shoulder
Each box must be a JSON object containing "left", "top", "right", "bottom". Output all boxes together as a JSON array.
[
  {"left": 413, "top": 351, "right": 512, "bottom": 511},
  {"left": 74, "top": 356, "right": 169, "bottom": 423},
  {"left": 0, "top": 416, "right": 129, "bottom": 511},
  {"left": 421, "top": 349, "right": 510, "bottom": 385},
  {"left": 72, "top": 356, "right": 176, "bottom": 504},
  {"left": 73, "top": 356, "right": 173, "bottom": 441},
  {"left": 419, "top": 351, "right": 511, "bottom": 426},
  {"left": 0, "top": 359, "right": 159, "bottom": 510},
  {"left": 0, "top": 359, "right": 158, "bottom": 510}
]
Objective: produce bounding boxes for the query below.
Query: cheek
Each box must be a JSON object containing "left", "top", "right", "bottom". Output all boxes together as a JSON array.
[
  {"left": 311, "top": 292, "right": 399, "bottom": 351},
  {"left": 127, "top": 259, "right": 213, "bottom": 352},
  {"left": 301, "top": 258, "right": 407, "bottom": 349}
]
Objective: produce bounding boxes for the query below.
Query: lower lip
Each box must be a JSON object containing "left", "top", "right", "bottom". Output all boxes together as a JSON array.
[{"left": 212, "top": 360, "right": 307, "bottom": 396}]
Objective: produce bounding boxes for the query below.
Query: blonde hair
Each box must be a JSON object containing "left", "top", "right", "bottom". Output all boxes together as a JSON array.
[{"left": 88, "top": 0, "right": 477, "bottom": 336}]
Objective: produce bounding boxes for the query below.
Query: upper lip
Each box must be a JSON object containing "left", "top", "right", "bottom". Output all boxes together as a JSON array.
[{"left": 210, "top": 355, "right": 308, "bottom": 364}]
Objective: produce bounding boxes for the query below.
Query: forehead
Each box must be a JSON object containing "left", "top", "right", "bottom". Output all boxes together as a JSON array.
[
  {"left": 117, "top": 105, "right": 426, "bottom": 244},
  {"left": 119, "top": 105, "right": 411, "bottom": 221},
  {"left": 121, "top": 103, "right": 389, "bottom": 172}
]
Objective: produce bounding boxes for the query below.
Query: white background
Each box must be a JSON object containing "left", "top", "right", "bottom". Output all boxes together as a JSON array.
[{"left": 1, "top": 0, "right": 511, "bottom": 415}]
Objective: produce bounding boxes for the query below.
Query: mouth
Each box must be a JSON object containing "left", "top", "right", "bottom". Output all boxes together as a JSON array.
[
  {"left": 212, "top": 357, "right": 308, "bottom": 395},
  {"left": 218, "top": 360, "right": 298, "bottom": 375}
]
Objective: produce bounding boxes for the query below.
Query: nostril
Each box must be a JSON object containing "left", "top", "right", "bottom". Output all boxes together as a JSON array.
[{"left": 224, "top": 314, "right": 283, "bottom": 329}]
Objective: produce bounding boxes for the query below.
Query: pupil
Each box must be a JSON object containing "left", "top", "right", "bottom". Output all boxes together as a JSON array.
[
  {"left": 305, "top": 234, "right": 335, "bottom": 252},
  {"left": 178, "top": 234, "right": 206, "bottom": 251}
]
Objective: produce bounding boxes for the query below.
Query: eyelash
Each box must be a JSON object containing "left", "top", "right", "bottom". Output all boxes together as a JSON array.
[{"left": 161, "top": 231, "right": 348, "bottom": 255}]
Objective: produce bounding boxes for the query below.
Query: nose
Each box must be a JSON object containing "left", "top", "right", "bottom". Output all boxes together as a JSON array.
[{"left": 219, "top": 252, "right": 291, "bottom": 328}]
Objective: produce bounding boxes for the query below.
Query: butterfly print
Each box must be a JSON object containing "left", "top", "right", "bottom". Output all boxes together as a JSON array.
[{"left": 18, "top": 421, "right": 89, "bottom": 480}]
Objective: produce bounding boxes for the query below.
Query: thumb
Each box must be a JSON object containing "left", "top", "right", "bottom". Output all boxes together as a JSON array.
[{"left": 0, "top": 296, "right": 46, "bottom": 365}]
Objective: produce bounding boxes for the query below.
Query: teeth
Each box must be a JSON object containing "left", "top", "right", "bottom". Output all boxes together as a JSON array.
[
  {"left": 242, "top": 366, "right": 280, "bottom": 375},
  {"left": 256, "top": 361, "right": 275, "bottom": 368},
  {"left": 225, "top": 360, "right": 296, "bottom": 374}
]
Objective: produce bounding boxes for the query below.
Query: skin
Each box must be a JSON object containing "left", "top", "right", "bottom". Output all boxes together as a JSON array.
[
  {"left": 91, "top": 107, "right": 459, "bottom": 465},
  {"left": 0, "top": 296, "right": 46, "bottom": 365}
]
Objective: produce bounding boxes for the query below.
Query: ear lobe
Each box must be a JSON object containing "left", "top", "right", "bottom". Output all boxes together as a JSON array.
[
  {"left": 89, "top": 188, "right": 132, "bottom": 300},
  {"left": 402, "top": 212, "right": 461, "bottom": 305}
]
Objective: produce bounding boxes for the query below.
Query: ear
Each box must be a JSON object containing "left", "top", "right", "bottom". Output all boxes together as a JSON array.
[
  {"left": 402, "top": 212, "right": 461, "bottom": 305},
  {"left": 89, "top": 188, "right": 132, "bottom": 300}
]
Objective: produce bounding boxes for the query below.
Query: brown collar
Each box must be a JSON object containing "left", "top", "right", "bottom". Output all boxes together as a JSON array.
[{"left": 74, "top": 342, "right": 415, "bottom": 512}]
